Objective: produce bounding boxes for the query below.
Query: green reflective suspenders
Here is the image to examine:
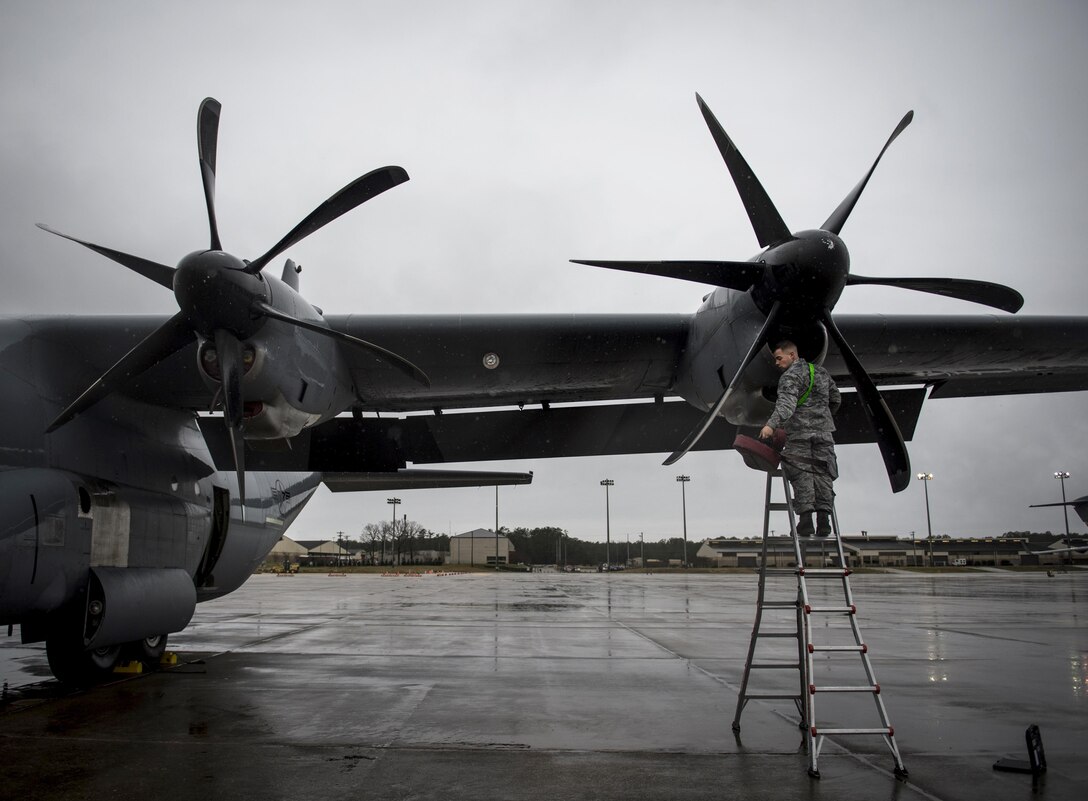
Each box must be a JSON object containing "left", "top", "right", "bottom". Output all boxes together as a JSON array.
[{"left": 796, "top": 363, "right": 815, "bottom": 406}]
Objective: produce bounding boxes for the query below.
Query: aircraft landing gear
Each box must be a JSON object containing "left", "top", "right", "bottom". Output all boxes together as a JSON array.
[
  {"left": 46, "top": 634, "right": 122, "bottom": 687},
  {"left": 46, "top": 631, "right": 170, "bottom": 686},
  {"left": 125, "top": 634, "right": 168, "bottom": 666}
]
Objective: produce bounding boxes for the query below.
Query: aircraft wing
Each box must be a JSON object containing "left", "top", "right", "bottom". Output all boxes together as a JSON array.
[
  {"left": 13, "top": 316, "right": 210, "bottom": 411},
  {"left": 1031, "top": 545, "right": 1088, "bottom": 555},
  {"left": 326, "top": 313, "right": 689, "bottom": 411},
  {"left": 19, "top": 312, "right": 1088, "bottom": 450},
  {"left": 826, "top": 314, "right": 1088, "bottom": 397},
  {"left": 324, "top": 312, "right": 1088, "bottom": 410}
]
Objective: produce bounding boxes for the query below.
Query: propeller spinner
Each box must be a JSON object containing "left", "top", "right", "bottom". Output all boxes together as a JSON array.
[
  {"left": 39, "top": 97, "right": 428, "bottom": 514},
  {"left": 575, "top": 94, "right": 1024, "bottom": 492}
]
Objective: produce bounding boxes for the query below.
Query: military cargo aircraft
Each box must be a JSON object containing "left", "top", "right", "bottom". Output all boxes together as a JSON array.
[
  {"left": 3, "top": 95, "right": 1087, "bottom": 684},
  {"left": 1031, "top": 493, "right": 1088, "bottom": 554},
  {"left": 1032, "top": 495, "right": 1088, "bottom": 528}
]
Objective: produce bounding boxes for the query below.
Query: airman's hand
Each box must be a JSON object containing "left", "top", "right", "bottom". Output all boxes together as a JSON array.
[{"left": 758, "top": 425, "right": 773, "bottom": 440}]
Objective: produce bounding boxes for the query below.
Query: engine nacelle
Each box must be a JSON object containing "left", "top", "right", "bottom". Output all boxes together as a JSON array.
[
  {"left": 193, "top": 272, "right": 355, "bottom": 440},
  {"left": 674, "top": 288, "right": 830, "bottom": 427}
]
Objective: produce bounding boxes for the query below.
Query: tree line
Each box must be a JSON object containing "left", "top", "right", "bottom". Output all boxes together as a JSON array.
[{"left": 333, "top": 521, "right": 700, "bottom": 566}]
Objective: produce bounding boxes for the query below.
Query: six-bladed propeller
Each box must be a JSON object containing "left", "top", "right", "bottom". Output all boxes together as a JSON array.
[
  {"left": 39, "top": 97, "right": 428, "bottom": 513},
  {"left": 575, "top": 93, "right": 1024, "bottom": 492}
]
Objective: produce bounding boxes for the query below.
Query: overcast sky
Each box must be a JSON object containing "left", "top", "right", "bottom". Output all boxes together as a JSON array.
[{"left": 3, "top": 1, "right": 1087, "bottom": 544}]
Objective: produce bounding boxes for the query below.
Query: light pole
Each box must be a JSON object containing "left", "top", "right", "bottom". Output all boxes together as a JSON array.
[
  {"left": 387, "top": 497, "right": 400, "bottom": 566},
  {"left": 1055, "top": 471, "right": 1072, "bottom": 564},
  {"left": 601, "top": 479, "right": 614, "bottom": 568},
  {"left": 1055, "top": 471, "right": 1071, "bottom": 546},
  {"left": 910, "top": 530, "right": 917, "bottom": 567},
  {"left": 676, "top": 475, "right": 690, "bottom": 568},
  {"left": 495, "top": 485, "right": 500, "bottom": 570},
  {"left": 337, "top": 530, "right": 344, "bottom": 568},
  {"left": 640, "top": 532, "right": 645, "bottom": 569},
  {"left": 917, "top": 473, "right": 933, "bottom": 567}
]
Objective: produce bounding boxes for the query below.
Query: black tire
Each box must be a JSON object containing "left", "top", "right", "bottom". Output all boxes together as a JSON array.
[
  {"left": 125, "top": 634, "right": 168, "bottom": 667},
  {"left": 46, "top": 636, "right": 121, "bottom": 687}
]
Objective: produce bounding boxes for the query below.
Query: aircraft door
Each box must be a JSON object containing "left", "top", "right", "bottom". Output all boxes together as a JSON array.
[{"left": 194, "top": 486, "right": 230, "bottom": 588}]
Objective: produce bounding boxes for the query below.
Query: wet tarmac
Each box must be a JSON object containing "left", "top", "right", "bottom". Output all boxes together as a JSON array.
[{"left": 1, "top": 569, "right": 1085, "bottom": 800}]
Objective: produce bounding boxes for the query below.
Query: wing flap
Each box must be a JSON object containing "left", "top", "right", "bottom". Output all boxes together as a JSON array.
[
  {"left": 323, "top": 469, "right": 533, "bottom": 492},
  {"left": 199, "top": 389, "right": 925, "bottom": 469}
]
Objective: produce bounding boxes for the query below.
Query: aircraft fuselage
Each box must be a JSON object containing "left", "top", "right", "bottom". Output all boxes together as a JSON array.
[{"left": 0, "top": 316, "right": 322, "bottom": 673}]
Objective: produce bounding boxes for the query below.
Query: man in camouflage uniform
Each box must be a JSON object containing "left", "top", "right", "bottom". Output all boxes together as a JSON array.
[{"left": 759, "top": 341, "right": 841, "bottom": 537}]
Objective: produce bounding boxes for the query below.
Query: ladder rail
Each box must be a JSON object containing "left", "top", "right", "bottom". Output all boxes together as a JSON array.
[{"left": 732, "top": 470, "right": 805, "bottom": 733}]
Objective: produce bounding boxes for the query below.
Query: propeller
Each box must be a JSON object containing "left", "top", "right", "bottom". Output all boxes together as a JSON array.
[
  {"left": 39, "top": 97, "right": 427, "bottom": 514},
  {"left": 820, "top": 309, "right": 910, "bottom": 491},
  {"left": 575, "top": 94, "right": 1024, "bottom": 492}
]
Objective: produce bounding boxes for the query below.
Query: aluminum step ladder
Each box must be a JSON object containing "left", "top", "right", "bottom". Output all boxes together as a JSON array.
[{"left": 731, "top": 469, "right": 908, "bottom": 780}]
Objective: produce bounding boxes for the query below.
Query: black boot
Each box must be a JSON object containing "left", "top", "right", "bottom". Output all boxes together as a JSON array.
[
  {"left": 816, "top": 512, "right": 831, "bottom": 537},
  {"left": 795, "top": 513, "right": 814, "bottom": 537}
]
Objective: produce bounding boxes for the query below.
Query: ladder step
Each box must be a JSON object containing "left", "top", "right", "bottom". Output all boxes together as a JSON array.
[
  {"left": 797, "top": 568, "right": 851, "bottom": 577},
  {"left": 753, "top": 632, "right": 800, "bottom": 639},
  {"left": 813, "top": 727, "right": 893, "bottom": 737},
  {"left": 767, "top": 502, "right": 791, "bottom": 511},
  {"left": 749, "top": 662, "right": 800, "bottom": 670},
  {"left": 761, "top": 601, "right": 799, "bottom": 609},
  {"left": 810, "top": 684, "right": 880, "bottom": 694},
  {"left": 809, "top": 644, "right": 867, "bottom": 653},
  {"left": 742, "top": 692, "right": 802, "bottom": 701},
  {"left": 804, "top": 604, "right": 856, "bottom": 615}
]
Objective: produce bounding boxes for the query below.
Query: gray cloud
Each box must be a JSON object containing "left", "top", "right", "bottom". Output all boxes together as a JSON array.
[{"left": 3, "top": 0, "right": 1086, "bottom": 542}]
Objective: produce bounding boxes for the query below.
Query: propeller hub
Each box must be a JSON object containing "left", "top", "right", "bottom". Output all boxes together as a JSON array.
[
  {"left": 753, "top": 230, "right": 849, "bottom": 316},
  {"left": 173, "top": 250, "right": 269, "bottom": 339}
]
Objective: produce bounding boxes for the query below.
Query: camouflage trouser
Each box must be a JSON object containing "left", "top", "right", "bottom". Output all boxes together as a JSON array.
[{"left": 782, "top": 431, "right": 838, "bottom": 514}]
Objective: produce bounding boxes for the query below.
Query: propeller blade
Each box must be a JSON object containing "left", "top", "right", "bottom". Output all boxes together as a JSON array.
[
  {"left": 214, "top": 328, "right": 247, "bottom": 517},
  {"left": 821, "top": 111, "right": 914, "bottom": 236},
  {"left": 36, "top": 224, "right": 175, "bottom": 289},
  {"left": 252, "top": 301, "right": 430, "bottom": 387},
  {"left": 246, "top": 166, "right": 409, "bottom": 274},
  {"left": 695, "top": 93, "right": 791, "bottom": 249},
  {"left": 820, "top": 309, "right": 910, "bottom": 492},
  {"left": 46, "top": 312, "right": 193, "bottom": 432},
  {"left": 571, "top": 259, "right": 766, "bottom": 291},
  {"left": 846, "top": 274, "right": 1023, "bottom": 313},
  {"left": 664, "top": 301, "right": 782, "bottom": 465},
  {"left": 198, "top": 97, "right": 223, "bottom": 251}
]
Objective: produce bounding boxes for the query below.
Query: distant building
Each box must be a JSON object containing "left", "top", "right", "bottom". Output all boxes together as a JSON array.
[
  {"left": 294, "top": 539, "right": 353, "bottom": 565},
  {"left": 449, "top": 529, "right": 512, "bottom": 566},
  {"left": 696, "top": 537, "right": 838, "bottom": 568},
  {"left": 696, "top": 533, "right": 1086, "bottom": 568},
  {"left": 929, "top": 534, "right": 1085, "bottom": 566},
  {"left": 266, "top": 536, "right": 308, "bottom": 565}
]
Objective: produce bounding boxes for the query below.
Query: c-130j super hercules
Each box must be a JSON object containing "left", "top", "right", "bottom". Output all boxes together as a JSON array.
[{"left": 3, "top": 95, "right": 1086, "bottom": 684}]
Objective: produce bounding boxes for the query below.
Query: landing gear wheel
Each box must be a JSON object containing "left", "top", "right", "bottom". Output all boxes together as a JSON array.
[
  {"left": 126, "top": 634, "right": 168, "bottom": 667},
  {"left": 46, "top": 636, "right": 122, "bottom": 687}
]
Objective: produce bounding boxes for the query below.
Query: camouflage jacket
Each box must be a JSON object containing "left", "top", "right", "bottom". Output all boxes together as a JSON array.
[{"left": 765, "top": 358, "right": 841, "bottom": 435}]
